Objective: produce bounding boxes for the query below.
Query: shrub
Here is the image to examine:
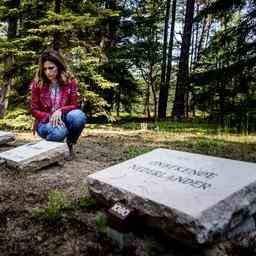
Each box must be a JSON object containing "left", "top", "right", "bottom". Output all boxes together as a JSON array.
[{"left": 32, "top": 190, "right": 70, "bottom": 224}]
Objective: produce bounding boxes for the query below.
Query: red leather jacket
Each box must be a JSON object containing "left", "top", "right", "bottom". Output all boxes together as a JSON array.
[{"left": 31, "top": 78, "right": 79, "bottom": 131}]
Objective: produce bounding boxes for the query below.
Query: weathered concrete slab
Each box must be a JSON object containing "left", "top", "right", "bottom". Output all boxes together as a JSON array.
[
  {"left": 87, "top": 149, "right": 256, "bottom": 246},
  {"left": 0, "top": 140, "right": 68, "bottom": 171},
  {"left": 0, "top": 131, "right": 15, "bottom": 145}
]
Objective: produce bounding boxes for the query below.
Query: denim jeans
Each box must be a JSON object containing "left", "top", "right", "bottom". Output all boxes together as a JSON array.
[{"left": 37, "top": 109, "right": 87, "bottom": 144}]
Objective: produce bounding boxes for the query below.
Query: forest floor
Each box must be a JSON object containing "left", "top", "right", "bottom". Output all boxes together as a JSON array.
[{"left": 0, "top": 125, "right": 256, "bottom": 256}]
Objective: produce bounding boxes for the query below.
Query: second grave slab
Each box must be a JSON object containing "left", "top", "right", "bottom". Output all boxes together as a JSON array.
[{"left": 0, "top": 140, "right": 68, "bottom": 171}]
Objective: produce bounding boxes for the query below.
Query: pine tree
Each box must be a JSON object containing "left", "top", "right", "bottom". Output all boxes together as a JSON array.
[
  {"left": 172, "top": 0, "right": 195, "bottom": 120},
  {"left": 191, "top": 0, "right": 256, "bottom": 129},
  {"left": 0, "top": 0, "right": 120, "bottom": 118},
  {"left": 158, "top": 0, "right": 171, "bottom": 119},
  {"left": 158, "top": 0, "right": 177, "bottom": 119},
  {"left": 0, "top": 0, "right": 20, "bottom": 116},
  {"left": 126, "top": 0, "right": 164, "bottom": 118}
]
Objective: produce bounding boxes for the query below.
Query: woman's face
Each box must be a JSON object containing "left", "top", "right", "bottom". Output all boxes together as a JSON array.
[{"left": 43, "top": 61, "right": 58, "bottom": 83}]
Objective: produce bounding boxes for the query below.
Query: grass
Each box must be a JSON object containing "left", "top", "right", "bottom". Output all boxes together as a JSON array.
[
  {"left": 0, "top": 107, "right": 32, "bottom": 131},
  {"left": 32, "top": 190, "right": 70, "bottom": 224},
  {"left": 76, "top": 196, "right": 97, "bottom": 209},
  {"left": 85, "top": 120, "right": 256, "bottom": 163},
  {"left": 32, "top": 189, "right": 99, "bottom": 224},
  {"left": 1, "top": 108, "right": 255, "bottom": 135},
  {"left": 119, "top": 120, "right": 254, "bottom": 137},
  {"left": 126, "top": 146, "right": 152, "bottom": 159},
  {"left": 1, "top": 108, "right": 255, "bottom": 162},
  {"left": 95, "top": 212, "right": 108, "bottom": 236},
  {"left": 138, "top": 127, "right": 255, "bottom": 161},
  {"left": 119, "top": 120, "right": 249, "bottom": 135}
]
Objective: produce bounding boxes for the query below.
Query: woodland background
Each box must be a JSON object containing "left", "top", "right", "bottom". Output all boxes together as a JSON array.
[{"left": 0, "top": 0, "right": 255, "bottom": 132}]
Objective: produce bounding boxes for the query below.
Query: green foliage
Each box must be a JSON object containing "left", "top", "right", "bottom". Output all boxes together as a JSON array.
[
  {"left": 32, "top": 190, "right": 70, "bottom": 224},
  {"left": 195, "top": 138, "right": 226, "bottom": 155},
  {"left": 0, "top": 0, "right": 255, "bottom": 129},
  {"left": 76, "top": 196, "right": 97, "bottom": 210},
  {"left": 191, "top": 0, "right": 256, "bottom": 129},
  {"left": 69, "top": 46, "right": 115, "bottom": 119},
  {"left": 0, "top": 0, "right": 118, "bottom": 118},
  {"left": 120, "top": 119, "right": 255, "bottom": 135},
  {"left": 95, "top": 211, "right": 108, "bottom": 235},
  {"left": 115, "top": 120, "right": 256, "bottom": 162},
  {"left": 101, "top": 61, "right": 142, "bottom": 114},
  {"left": 0, "top": 108, "right": 32, "bottom": 131},
  {"left": 3, "top": 107, "right": 28, "bottom": 119},
  {"left": 126, "top": 146, "right": 151, "bottom": 159},
  {"left": 195, "top": 0, "right": 245, "bottom": 21}
]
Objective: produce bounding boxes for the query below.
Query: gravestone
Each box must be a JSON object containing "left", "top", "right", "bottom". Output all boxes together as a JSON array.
[
  {"left": 0, "top": 131, "right": 15, "bottom": 145},
  {"left": 0, "top": 140, "right": 68, "bottom": 171},
  {"left": 87, "top": 149, "right": 256, "bottom": 246}
]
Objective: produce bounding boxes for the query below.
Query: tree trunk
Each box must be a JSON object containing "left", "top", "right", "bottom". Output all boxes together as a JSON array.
[
  {"left": 193, "top": 2, "right": 200, "bottom": 65},
  {"left": 0, "top": 0, "right": 20, "bottom": 117},
  {"left": 149, "top": 64, "right": 157, "bottom": 119},
  {"left": 158, "top": 0, "right": 171, "bottom": 119},
  {"left": 172, "top": 0, "right": 195, "bottom": 120},
  {"left": 53, "top": 0, "right": 61, "bottom": 50},
  {"left": 158, "top": 0, "right": 177, "bottom": 119},
  {"left": 219, "top": 81, "right": 225, "bottom": 127},
  {"left": 190, "top": 24, "right": 195, "bottom": 72},
  {"left": 7, "top": 1, "right": 20, "bottom": 40},
  {"left": 144, "top": 82, "right": 151, "bottom": 119},
  {"left": 116, "top": 86, "right": 121, "bottom": 117},
  {"left": 196, "top": 16, "right": 207, "bottom": 63},
  {"left": 204, "top": 16, "right": 212, "bottom": 48}
]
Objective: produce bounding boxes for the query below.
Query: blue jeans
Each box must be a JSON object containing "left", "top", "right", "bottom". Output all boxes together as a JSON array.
[{"left": 37, "top": 109, "right": 87, "bottom": 144}]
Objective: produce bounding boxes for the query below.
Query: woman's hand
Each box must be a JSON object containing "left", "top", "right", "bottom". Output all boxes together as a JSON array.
[{"left": 50, "top": 109, "right": 65, "bottom": 127}]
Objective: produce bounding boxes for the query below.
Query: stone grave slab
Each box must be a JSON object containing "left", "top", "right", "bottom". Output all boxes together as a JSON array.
[
  {"left": 0, "top": 131, "right": 15, "bottom": 145},
  {"left": 0, "top": 140, "right": 68, "bottom": 171},
  {"left": 87, "top": 149, "right": 256, "bottom": 246}
]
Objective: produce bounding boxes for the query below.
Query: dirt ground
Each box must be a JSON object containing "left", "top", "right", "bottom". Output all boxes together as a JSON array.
[{"left": 0, "top": 128, "right": 255, "bottom": 256}]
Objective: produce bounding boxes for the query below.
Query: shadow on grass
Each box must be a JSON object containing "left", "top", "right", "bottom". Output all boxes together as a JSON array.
[
  {"left": 125, "top": 136, "right": 256, "bottom": 163},
  {"left": 116, "top": 120, "right": 256, "bottom": 136}
]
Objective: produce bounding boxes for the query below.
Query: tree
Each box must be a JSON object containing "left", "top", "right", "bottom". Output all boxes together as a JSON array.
[
  {"left": 158, "top": 0, "right": 177, "bottom": 119},
  {"left": 172, "top": 0, "right": 195, "bottom": 120},
  {"left": 0, "top": 0, "right": 120, "bottom": 119},
  {"left": 191, "top": 0, "right": 255, "bottom": 129},
  {"left": 158, "top": 0, "right": 171, "bottom": 119},
  {"left": 98, "top": 0, "right": 141, "bottom": 117},
  {"left": 127, "top": 0, "right": 164, "bottom": 118},
  {"left": 53, "top": 0, "right": 62, "bottom": 50},
  {"left": 0, "top": 0, "right": 20, "bottom": 117}
]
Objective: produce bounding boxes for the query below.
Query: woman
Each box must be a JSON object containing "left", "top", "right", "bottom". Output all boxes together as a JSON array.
[{"left": 31, "top": 49, "right": 86, "bottom": 160}]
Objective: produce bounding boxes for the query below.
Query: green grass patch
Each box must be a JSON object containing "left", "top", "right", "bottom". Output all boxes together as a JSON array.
[
  {"left": 167, "top": 136, "right": 256, "bottom": 162},
  {"left": 0, "top": 108, "right": 32, "bottom": 131},
  {"left": 32, "top": 190, "right": 70, "bottom": 224},
  {"left": 120, "top": 121, "right": 218, "bottom": 133},
  {"left": 76, "top": 196, "right": 97, "bottom": 210},
  {"left": 95, "top": 211, "right": 108, "bottom": 235},
  {"left": 193, "top": 138, "right": 227, "bottom": 155},
  {"left": 32, "top": 190, "right": 99, "bottom": 224},
  {"left": 119, "top": 120, "right": 254, "bottom": 135},
  {"left": 126, "top": 146, "right": 151, "bottom": 159}
]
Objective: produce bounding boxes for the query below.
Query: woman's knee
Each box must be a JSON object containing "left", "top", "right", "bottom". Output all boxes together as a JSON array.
[
  {"left": 46, "top": 127, "right": 68, "bottom": 142},
  {"left": 66, "top": 109, "right": 87, "bottom": 127},
  {"left": 37, "top": 123, "right": 51, "bottom": 139}
]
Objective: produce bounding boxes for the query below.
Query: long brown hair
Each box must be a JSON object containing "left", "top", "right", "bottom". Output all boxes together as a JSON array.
[{"left": 34, "top": 49, "right": 73, "bottom": 87}]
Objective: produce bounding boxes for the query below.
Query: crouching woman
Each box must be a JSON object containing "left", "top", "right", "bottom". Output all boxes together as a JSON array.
[{"left": 30, "top": 49, "right": 86, "bottom": 159}]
